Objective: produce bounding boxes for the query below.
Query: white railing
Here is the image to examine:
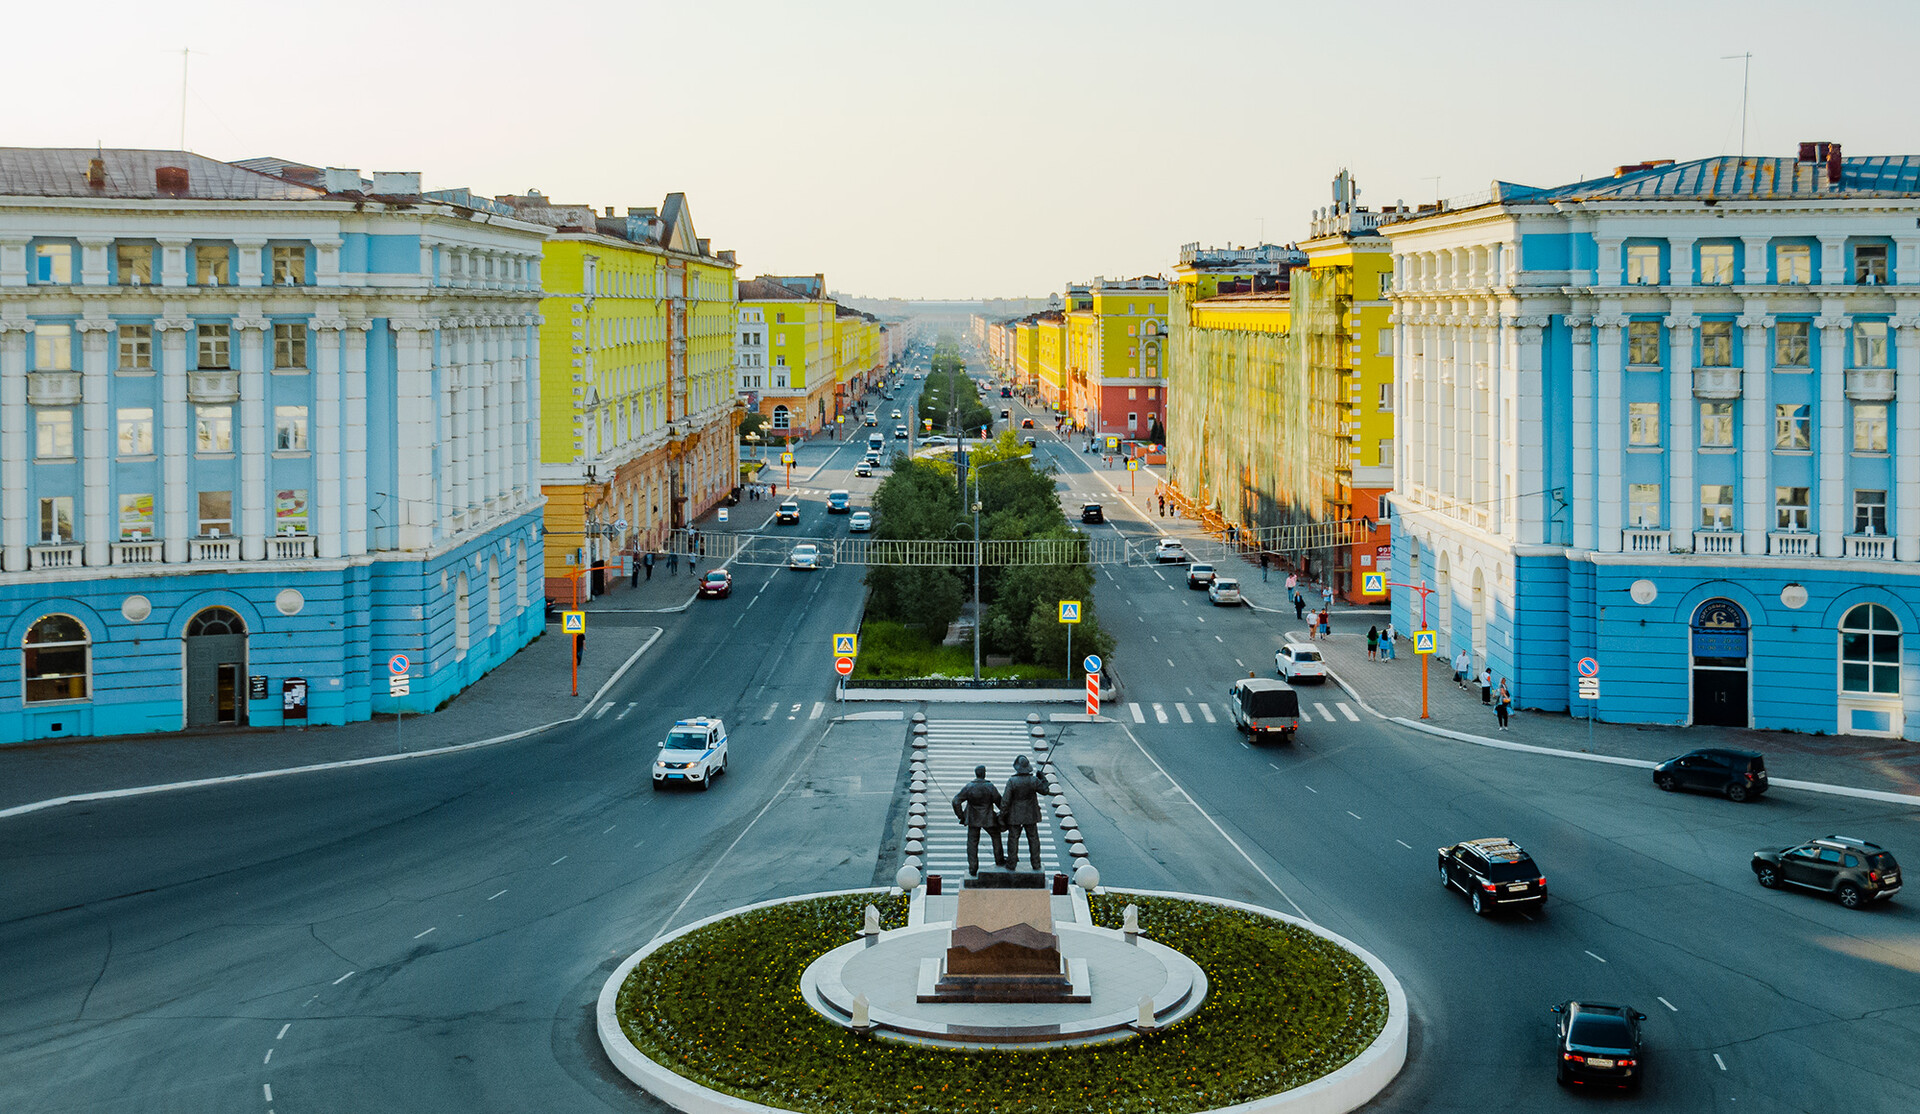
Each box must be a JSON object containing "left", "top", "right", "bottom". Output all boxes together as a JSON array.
[
  {"left": 1623, "top": 528, "right": 1671, "bottom": 554},
  {"left": 27, "top": 371, "right": 83, "bottom": 406},
  {"left": 28, "top": 544, "right": 82, "bottom": 569},
  {"left": 190, "top": 537, "right": 239, "bottom": 562},
  {"left": 268, "top": 535, "right": 313, "bottom": 560},
  {"left": 1693, "top": 531, "right": 1743, "bottom": 555},
  {"left": 113, "top": 540, "right": 163, "bottom": 564},
  {"left": 1692, "top": 366, "right": 1741, "bottom": 399},
  {"left": 1768, "top": 531, "right": 1815, "bottom": 557},
  {"left": 1846, "top": 535, "right": 1894, "bottom": 560},
  {"left": 1846, "top": 367, "right": 1895, "bottom": 401}
]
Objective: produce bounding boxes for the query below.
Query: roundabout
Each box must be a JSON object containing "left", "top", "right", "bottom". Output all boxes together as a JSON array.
[{"left": 598, "top": 884, "right": 1407, "bottom": 1114}]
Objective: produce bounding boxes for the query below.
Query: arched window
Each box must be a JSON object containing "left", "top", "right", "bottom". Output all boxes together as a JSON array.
[
  {"left": 456, "top": 572, "right": 471, "bottom": 656},
  {"left": 187, "top": 607, "right": 246, "bottom": 636},
  {"left": 516, "top": 541, "right": 528, "bottom": 608},
  {"left": 488, "top": 556, "right": 500, "bottom": 630},
  {"left": 771, "top": 405, "right": 790, "bottom": 430},
  {"left": 24, "top": 614, "right": 90, "bottom": 703},
  {"left": 1840, "top": 604, "right": 1900, "bottom": 694}
]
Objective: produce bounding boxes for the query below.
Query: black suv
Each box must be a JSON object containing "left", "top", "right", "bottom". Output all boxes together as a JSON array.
[
  {"left": 1753, "top": 836, "right": 1901, "bottom": 909},
  {"left": 1551, "top": 1001, "right": 1645, "bottom": 1090},
  {"left": 1081, "top": 503, "right": 1104, "bottom": 524},
  {"left": 1652, "top": 747, "right": 1768, "bottom": 801},
  {"left": 1438, "top": 838, "right": 1547, "bottom": 915}
]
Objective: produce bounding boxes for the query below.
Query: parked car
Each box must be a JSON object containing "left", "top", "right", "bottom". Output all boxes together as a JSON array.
[
  {"left": 1187, "top": 563, "right": 1216, "bottom": 589},
  {"left": 776, "top": 500, "right": 801, "bottom": 524},
  {"left": 1080, "top": 503, "right": 1104, "bottom": 524},
  {"left": 696, "top": 569, "right": 732, "bottom": 599},
  {"left": 1652, "top": 747, "right": 1768, "bottom": 801},
  {"left": 848, "top": 510, "right": 873, "bottom": 533},
  {"left": 1752, "top": 835, "right": 1901, "bottom": 908},
  {"left": 1275, "top": 643, "right": 1327, "bottom": 683},
  {"left": 654, "top": 716, "right": 728, "bottom": 791},
  {"left": 788, "top": 543, "right": 821, "bottom": 570},
  {"left": 1209, "top": 578, "right": 1242, "bottom": 606},
  {"left": 1438, "top": 837, "right": 1548, "bottom": 915},
  {"left": 1229, "top": 677, "right": 1298, "bottom": 743},
  {"left": 1154, "top": 538, "right": 1190, "bottom": 563},
  {"left": 827, "top": 489, "right": 851, "bottom": 514},
  {"left": 1550, "top": 1001, "right": 1645, "bottom": 1090}
]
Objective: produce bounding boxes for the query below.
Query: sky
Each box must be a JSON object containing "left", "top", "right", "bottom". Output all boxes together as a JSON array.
[{"left": 7, "top": 0, "right": 1918, "bottom": 300}]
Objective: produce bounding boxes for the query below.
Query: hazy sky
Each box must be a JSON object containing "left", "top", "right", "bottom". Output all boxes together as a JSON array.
[{"left": 8, "top": 0, "right": 1917, "bottom": 299}]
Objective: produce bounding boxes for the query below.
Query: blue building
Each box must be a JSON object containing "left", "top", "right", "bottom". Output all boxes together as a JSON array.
[
  {"left": 1383, "top": 143, "right": 1920, "bottom": 739},
  {"left": 0, "top": 150, "right": 550, "bottom": 741}
]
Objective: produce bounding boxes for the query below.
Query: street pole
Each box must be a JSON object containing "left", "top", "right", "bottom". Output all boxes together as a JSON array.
[
  {"left": 1385, "top": 577, "right": 1435, "bottom": 720},
  {"left": 973, "top": 496, "right": 982, "bottom": 684}
]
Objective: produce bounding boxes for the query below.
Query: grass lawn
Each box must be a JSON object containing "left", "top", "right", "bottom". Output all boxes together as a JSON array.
[
  {"left": 851, "top": 620, "right": 1061, "bottom": 681},
  {"left": 615, "top": 892, "right": 1388, "bottom": 1114}
]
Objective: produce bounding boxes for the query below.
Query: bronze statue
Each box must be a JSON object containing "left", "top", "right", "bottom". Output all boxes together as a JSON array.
[
  {"left": 951, "top": 764, "right": 1005, "bottom": 876},
  {"left": 1002, "top": 754, "right": 1044, "bottom": 870}
]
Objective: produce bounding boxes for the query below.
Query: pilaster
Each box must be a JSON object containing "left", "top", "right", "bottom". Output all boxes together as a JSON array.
[
  {"left": 392, "top": 318, "right": 437, "bottom": 550},
  {"left": 78, "top": 236, "right": 112, "bottom": 286},
  {"left": 78, "top": 316, "right": 114, "bottom": 565},
  {"left": 1510, "top": 314, "right": 1548, "bottom": 545},
  {"left": 1567, "top": 315, "right": 1594, "bottom": 550},
  {"left": 158, "top": 236, "right": 191, "bottom": 289},
  {"left": 158, "top": 317, "right": 194, "bottom": 562},
  {"left": 1593, "top": 313, "right": 1626, "bottom": 552},
  {"left": 0, "top": 315, "right": 31, "bottom": 569},
  {"left": 234, "top": 314, "right": 270, "bottom": 560},
  {"left": 311, "top": 315, "right": 345, "bottom": 559},
  {"left": 1816, "top": 311, "right": 1850, "bottom": 556},
  {"left": 0, "top": 234, "right": 29, "bottom": 289},
  {"left": 1739, "top": 310, "right": 1774, "bottom": 555},
  {"left": 342, "top": 318, "right": 371, "bottom": 556},
  {"left": 1665, "top": 307, "right": 1699, "bottom": 539},
  {"left": 1896, "top": 310, "right": 1920, "bottom": 561},
  {"left": 234, "top": 238, "right": 267, "bottom": 287}
]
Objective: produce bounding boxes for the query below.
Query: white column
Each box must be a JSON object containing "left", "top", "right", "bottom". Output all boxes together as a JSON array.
[
  {"left": 158, "top": 318, "right": 193, "bottom": 562},
  {"left": 311, "top": 317, "right": 344, "bottom": 559},
  {"left": 1425, "top": 319, "right": 1442, "bottom": 497},
  {"left": 393, "top": 320, "right": 437, "bottom": 550},
  {"left": 1896, "top": 311, "right": 1920, "bottom": 561},
  {"left": 1741, "top": 236, "right": 1770, "bottom": 286},
  {"left": 1569, "top": 316, "right": 1595, "bottom": 551},
  {"left": 1740, "top": 311, "right": 1773, "bottom": 555},
  {"left": 1816, "top": 312, "right": 1851, "bottom": 556},
  {"left": 314, "top": 237, "right": 342, "bottom": 287},
  {"left": 485, "top": 323, "right": 506, "bottom": 505},
  {"left": 1594, "top": 315, "right": 1626, "bottom": 552},
  {"left": 1452, "top": 319, "right": 1470, "bottom": 506},
  {"left": 1487, "top": 319, "right": 1505, "bottom": 534},
  {"left": 234, "top": 238, "right": 266, "bottom": 287},
  {"left": 0, "top": 317, "right": 29, "bottom": 569},
  {"left": 0, "top": 235, "right": 29, "bottom": 289},
  {"left": 235, "top": 315, "right": 269, "bottom": 560},
  {"left": 1512, "top": 317, "right": 1548, "bottom": 544},
  {"left": 343, "top": 319, "right": 370, "bottom": 555},
  {"left": 1595, "top": 237, "right": 1624, "bottom": 289},
  {"left": 1665, "top": 308, "right": 1699, "bottom": 540},
  {"left": 78, "top": 318, "right": 113, "bottom": 566},
  {"left": 78, "top": 236, "right": 111, "bottom": 286},
  {"left": 1668, "top": 236, "right": 1697, "bottom": 288},
  {"left": 447, "top": 322, "right": 468, "bottom": 525},
  {"left": 158, "top": 237, "right": 191, "bottom": 289},
  {"left": 1818, "top": 235, "right": 1847, "bottom": 286},
  {"left": 515, "top": 320, "right": 536, "bottom": 500},
  {"left": 465, "top": 323, "right": 484, "bottom": 515}
]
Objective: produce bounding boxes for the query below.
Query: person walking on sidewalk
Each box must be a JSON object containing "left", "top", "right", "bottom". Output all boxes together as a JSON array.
[
  {"left": 1293, "top": 591, "right": 1306, "bottom": 620},
  {"left": 574, "top": 628, "right": 586, "bottom": 665},
  {"left": 1319, "top": 609, "right": 1331, "bottom": 639},
  {"left": 642, "top": 551, "right": 655, "bottom": 581},
  {"left": 1453, "top": 648, "right": 1470, "bottom": 688},
  {"left": 1495, "top": 679, "right": 1512, "bottom": 730},
  {"left": 1481, "top": 667, "right": 1493, "bottom": 705},
  {"left": 1259, "top": 551, "right": 1269, "bottom": 581},
  {"left": 667, "top": 549, "right": 679, "bottom": 576},
  {"left": 1366, "top": 625, "right": 1379, "bottom": 661},
  {"left": 1381, "top": 621, "right": 1396, "bottom": 661}
]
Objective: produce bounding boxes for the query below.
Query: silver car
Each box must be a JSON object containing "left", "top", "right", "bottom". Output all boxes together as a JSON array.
[{"left": 1208, "top": 578, "right": 1242, "bottom": 606}]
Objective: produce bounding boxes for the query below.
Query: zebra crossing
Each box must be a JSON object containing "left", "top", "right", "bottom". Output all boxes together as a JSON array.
[
  {"left": 911, "top": 718, "right": 1066, "bottom": 879},
  {"left": 1127, "top": 699, "right": 1360, "bottom": 725}
]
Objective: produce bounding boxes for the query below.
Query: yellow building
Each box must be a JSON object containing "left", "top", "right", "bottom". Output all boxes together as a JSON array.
[
  {"left": 505, "top": 192, "right": 739, "bottom": 597},
  {"left": 738, "top": 274, "right": 837, "bottom": 437},
  {"left": 1064, "top": 278, "right": 1167, "bottom": 441},
  {"left": 834, "top": 303, "right": 886, "bottom": 420}
]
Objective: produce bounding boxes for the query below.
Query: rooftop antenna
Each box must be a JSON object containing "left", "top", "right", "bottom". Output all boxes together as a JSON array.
[
  {"left": 1722, "top": 52, "right": 1752, "bottom": 157},
  {"left": 175, "top": 46, "right": 205, "bottom": 152},
  {"left": 1421, "top": 175, "right": 1442, "bottom": 203}
]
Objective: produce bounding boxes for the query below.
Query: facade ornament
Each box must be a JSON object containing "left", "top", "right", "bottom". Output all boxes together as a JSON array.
[
  {"left": 0, "top": 314, "right": 35, "bottom": 334},
  {"left": 1591, "top": 313, "right": 1628, "bottom": 331},
  {"left": 1563, "top": 313, "right": 1592, "bottom": 328},
  {"left": 1814, "top": 313, "right": 1852, "bottom": 332},
  {"left": 232, "top": 315, "right": 271, "bottom": 333},
  {"left": 1663, "top": 313, "right": 1701, "bottom": 331},
  {"left": 310, "top": 314, "right": 348, "bottom": 332},
  {"left": 1735, "top": 313, "right": 1775, "bottom": 330},
  {"left": 154, "top": 317, "right": 196, "bottom": 333},
  {"left": 1888, "top": 314, "right": 1920, "bottom": 331}
]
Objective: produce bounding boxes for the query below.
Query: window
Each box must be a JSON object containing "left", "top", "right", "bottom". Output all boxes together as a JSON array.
[
  {"left": 1628, "top": 401, "right": 1661, "bottom": 446},
  {"left": 1378, "top": 438, "right": 1394, "bottom": 468},
  {"left": 195, "top": 405, "right": 233, "bottom": 453},
  {"left": 1777, "top": 243, "right": 1811, "bottom": 285},
  {"left": 274, "top": 323, "right": 308, "bottom": 369},
  {"left": 1377, "top": 327, "right": 1393, "bottom": 355},
  {"left": 1700, "top": 243, "right": 1736, "bottom": 285},
  {"left": 195, "top": 244, "right": 229, "bottom": 286},
  {"left": 1853, "top": 320, "right": 1889, "bottom": 368},
  {"left": 1854, "top": 403, "right": 1888, "bottom": 453},
  {"left": 1626, "top": 244, "right": 1660, "bottom": 284},
  {"left": 34, "top": 324, "right": 72, "bottom": 370},
  {"left": 1700, "top": 402, "right": 1734, "bottom": 447},
  {"left": 1775, "top": 320, "right": 1810, "bottom": 367},
  {"left": 116, "top": 244, "right": 154, "bottom": 285},
  {"left": 270, "top": 245, "right": 306, "bottom": 285},
  {"left": 1854, "top": 489, "right": 1888, "bottom": 535},
  {"left": 1699, "top": 320, "right": 1734, "bottom": 366},
  {"left": 775, "top": 313, "right": 786, "bottom": 323},
  {"left": 1127, "top": 388, "right": 1137, "bottom": 400},
  {"left": 275, "top": 488, "right": 308, "bottom": 535},
  {"left": 1147, "top": 387, "right": 1157, "bottom": 400},
  {"left": 119, "top": 324, "right": 152, "bottom": 370},
  {"left": 1700, "top": 484, "right": 1735, "bottom": 530},
  {"left": 22, "top": 614, "right": 89, "bottom": 703},
  {"left": 1627, "top": 320, "right": 1660, "bottom": 365},
  {"left": 34, "top": 243, "right": 73, "bottom": 284},
  {"left": 197, "top": 490, "right": 233, "bottom": 536},
  {"left": 117, "top": 407, "right": 153, "bottom": 456},
  {"left": 275, "top": 405, "right": 308, "bottom": 451},
  {"left": 35, "top": 409, "right": 74, "bottom": 458},
  {"left": 1775, "top": 404, "right": 1811, "bottom": 450},
  {"left": 1378, "top": 272, "right": 1393, "bottom": 298},
  {"left": 488, "top": 557, "right": 500, "bottom": 630},
  {"left": 1854, "top": 244, "right": 1889, "bottom": 285},
  {"left": 774, "top": 354, "right": 786, "bottom": 366},
  {"left": 456, "top": 572, "right": 471, "bottom": 655},
  {"left": 197, "top": 324, "right": 230, "bottom": 369},
  {"left": 1775, "top": 486, "right": 1811, "bottom": 531},
  {"left": 1628, "top": 483, "right": 1662, "bottom": 527},
  {"left": 1840, "top": 603, "right": 1900, "bottom": 694},
  {"left": 38, "top": 496, "right": 74, "bottom": 542},
  {"left": 771, "top": 405, "right": 790, "bottom": 430},
  {"left": 118, "top": 492, "right": 154, "bottom": 540},
  {"left": 1127, "top": 412, "right": 1138, "bottom": 430}
]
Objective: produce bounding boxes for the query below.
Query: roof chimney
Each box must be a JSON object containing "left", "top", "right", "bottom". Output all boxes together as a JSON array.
[
  {"left": 370, "top": 171, "right": 421, "bottom": 194},
  {"left": 1827, "top": 143, "right": 1843, "bottom": 185},
  {"left": 86, "top": 158, "right": 106, "bottom": 189},
  {"left": 155, "top": 166, "right": 189, "bottom": 194},
  {"left": 606, "top": 206, "right": 615, "bottom": 218},
  {"left": 322, "top": 167, "right": 364, "bottom": 192}
]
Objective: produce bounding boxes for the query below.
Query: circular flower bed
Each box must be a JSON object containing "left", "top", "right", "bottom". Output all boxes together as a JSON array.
[{"left": 614, "top": 891, "right": 1387, "bottom": 1114}]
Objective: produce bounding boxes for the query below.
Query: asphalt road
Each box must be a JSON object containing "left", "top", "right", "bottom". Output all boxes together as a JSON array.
[{"left": 3, "top": 350, "right": 1916, "bottom": 1112}]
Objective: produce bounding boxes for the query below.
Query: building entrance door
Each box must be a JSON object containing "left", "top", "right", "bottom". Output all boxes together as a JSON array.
[
  {"left": 1692, "top": 669, "right": 1749, "bottom": 727},
  {"left": 185, "top": 607, "right": 248, "bottom": 728},
  {"left": 1690, "top": 598, "right": 1750, "bottom": 728}
]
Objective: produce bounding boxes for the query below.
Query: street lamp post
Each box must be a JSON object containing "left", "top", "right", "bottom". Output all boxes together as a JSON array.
[{"left": 1386, "top": 577, "right": 1437, "bottom": 719}]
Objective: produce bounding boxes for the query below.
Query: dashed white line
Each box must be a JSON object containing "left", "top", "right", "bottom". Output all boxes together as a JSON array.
[
  {"left": 1268, "top": 762, "right": 1281, "bottom": 770},
  {"left": 413, "top": 927, "right": 436, "bottom": 939},
  {"left": 1152, "top": 703, "right": 1169, "bottom": 723},
  {"left": 1396, "top": 839, "right": 1412, "bottom": 849},
  {"left": 594, "top": 702, "right": 613, "bottom": 720},
  {"left": 616, "top": 702, "right": 638, "bottom": 720},
  {"left": 332, "top": 971, "right": 354, "bottom": 985},
  {"left": 810, "top": 701, "right": 825, "bottom": 720},
  {"left": 263, "top": 1048, "right": 273, "bottom": 1064},
  {"left": 602, "top": 824, "right": 616, "bottom": 834},
  {"left": 1346, "top": 811, "right": 1363, "bottom": 820},
  {"left": 1215, "top": 635, "right": 1224, "bottom": 642},
  {"left": 264, "top": 1084, "right": 273, "bottom": 1102},
  {"left": 276, "top": 1023, "right": 290, "bottom": 1040},
  {"left": 1657, "top": 997, "right": 1678, "bottom": 1012},
  {"left": 1235, "top": 658, "right": 1245, "bottom": 668},
  {"left": 1713, "top": 1054, "right": 1727, "bottom": 1071},
  {"left": 764, "top": 702, "right": 778, "bottom": 720},
  {"left": 1585, "top": 950, "right": 1608, "bottom": 963},
  {"left": 488, "top": 889, "right": 507, "bottom": 900},
  {"left": 1304, "top": 785, "right": 1318, "bottom": 794},
  {"left": 551, "top": 856, "right": 567, "bottom": 865},
  {"left": 1166, "top": 658, "right": 1176, "bottom": 668}
]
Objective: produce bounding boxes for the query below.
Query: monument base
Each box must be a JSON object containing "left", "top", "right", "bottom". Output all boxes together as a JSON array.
[{"left": 919, "top": 957, "right": 1091, "bottom": 1003}]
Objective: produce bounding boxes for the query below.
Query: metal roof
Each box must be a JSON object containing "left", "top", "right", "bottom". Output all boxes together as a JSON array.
[
  {"left": 1512, "top": 154, "right": 1920, "bottom": 204},
  {"left": 0, "top": 148, "right": 322, "bottom": 201}
]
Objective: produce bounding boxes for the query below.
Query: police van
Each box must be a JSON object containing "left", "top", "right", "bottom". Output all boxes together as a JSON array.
[{"left": 654, "top": 716, "right": 729, "bottom": 790}]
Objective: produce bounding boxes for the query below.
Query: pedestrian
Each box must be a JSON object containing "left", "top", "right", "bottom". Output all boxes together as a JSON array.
[
  {"left": 1158, "top": 494, "right": 1166, "bottom": 516},
  {"left": 1319, "top": 610, "right": 1331, "bottom": 639},
  {"left": 1366, "top": 625, "right": 1379, "bottom": 661},
  {"left": 667, "top": 549, "right": 679, "bottom": 576},
  {"left": 1259, "top": 551, "right": 1269, "bottom": 581},
  {"left": 1382, "top": 621, "right": 1396, "bottom": 661},
  {"left": 1293, "top": 592, "right": 1306, "bottom": 620},
  {"left": 630, "top": 552, "right": 641, "bottom": 588},
  {"left": 951, "top": 764, "right": 1006, "bottom": 876},
  {"left": 1481, "top": 667, "right": 1493, "bottom": 705},
  {"left": 1495, "top": 679, "right": 1512, "bottom": 730},
  {"left": 1453, "top": 648, "right": 1470, "bottom": 688},
  {"left": 642, "top": 551, "right": 655, "bottom": 581},
  {"left": 574, "top": 628, "right": 586, "bottom": 665},
  {"left": 1002, "top": 754, "right": 1045, "bottom": 871}
]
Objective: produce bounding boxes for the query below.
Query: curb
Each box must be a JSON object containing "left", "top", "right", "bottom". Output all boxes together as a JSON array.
[
  {"left": 0, "top": 628, "right": 665, "bottom": 822},
  {"left": 840, "top": 688, "right": 1088, "bottom": 704}
]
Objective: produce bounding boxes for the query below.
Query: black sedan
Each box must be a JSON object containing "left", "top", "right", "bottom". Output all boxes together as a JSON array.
[
  {"left": 1551, "top": 1001, "right": 1645, "bottom": 1090},
  {"left": 1081, "top": 503, "right": 1104, "bottom": 524},
  {"left": 696, "top": 569, "right": 732, "bottom": 599}
]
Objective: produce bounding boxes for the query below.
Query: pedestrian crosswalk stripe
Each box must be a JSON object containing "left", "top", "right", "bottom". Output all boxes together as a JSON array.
[
  {"left": 1130, "top": 704, "right": 1145, "bottom": 723},
  {"left": 1152, "top": 703, "right": 1168, "bottom": 723},
  {"left": 1340, "top": 703, "right": 1360, "bottom": 721},
  {"left": 1176, "top": 703, "right": 1193, "bottom": 724},
  {"left": 912, "top": 718, "right": 1068, "bottom": 878},
  {"left": 1198, "top": 703, "right": 1216, "bottom": 724},
  {"left": 1314, "top": 702, "right": 1334, "bottom": 720}
]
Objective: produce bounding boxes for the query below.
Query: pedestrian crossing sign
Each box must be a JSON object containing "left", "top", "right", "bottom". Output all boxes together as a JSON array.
[
  {"left": 781, "top": 452, "right": 794, "bottom": 465},
  {"left": 562, "top": 611, "right": 586, "bottom": 634},
  {"left": 1058, "top": 600, "right": 1081, "bottom": 623},
  {"left": 1413, "top": 629, "right": 1437, "bottom": 654},
  {"left": 1362, "top": 572, "right": 1385, "bottom": 596},
  {"left": 832, "top": 633, "right": 858, "bottom": 656}
]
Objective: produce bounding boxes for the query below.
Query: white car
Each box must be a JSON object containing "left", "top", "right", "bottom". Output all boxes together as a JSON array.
[
  {"left": 922, "top": 435, "right": 952, "bottom": 447},
  {"left": 1155, "top": 538, "right": 1190, "bottom": 563},
  {"left": 891, "top": 409, "right": 903, "bottom": 420},
  {"left": 848, "top": 510, "right": 873, "bottom": 533},
  {"left": 653, "top": 716, "right": 728, "bottom": 791},
  {"left": 1275, "top": 642, "right": 1328, "bottom": 683},
  {"left": 1209, "top": 578, "right": 1242, "bottom": 606},
  {"left": 789, "top": 543, "right": 821, "bottom": 570}
]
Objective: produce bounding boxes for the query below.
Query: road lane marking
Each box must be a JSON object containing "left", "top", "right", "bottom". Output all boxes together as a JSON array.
[
  {"left": 1714, "top": 1054, "right": 1727, "bottom": 1071},
  {"left": 1152, "top": 703, "right": 1168, "bottom": 723},
  {"left": 1235, "top": 658, "right": 1245, "bottom": 667},
  {"left": 602, "top": 824, "right": 616, "bottom": 833},
  {"left": 276, "top": 1024, "right": 290, "bottom": 1040},
  {"left": 810, "top": 702, "right": 825, "bottom": 719},
  {"left": 1166, "top": 658, "right": 1175, "bottom": 668},
  {"left": 594, "top": 702, "right": 613, "bottom": 720},
  {"left": 1314, "top": 702, "right": 1334, "bottom": 720},
  {"left": 264, "top": 1084, "right": 273, "bottom": 1102},
  {"left": 1151, "top": 635, "right": 1159, "bottom": 643},
  {"left": 1339, "top": 703, "right": 1360, "bottom": 721},
  {"left": 1585, "top": 950, "right": 1607, "bottom": 963},
  {"left": 332, "top": 971, "right": 354, "bottom": 985},
  {"left": 1658, "top": 997, "right": 1678, "bottom": 1012},
  {"left": 1396, "top": 840, "right": 1412, "bottom": 849},
  {"left": 1304, "top": 785, "right": 1318, "bottom": 793},
  {"left": 488, "top": 889, "right": 507, "bottom": 900},
  {"left": 1176, "top": 704, "right": 1193, "bottom": 723},
  {"left": 617, "top": 703, "right": 638, "bottom": 719},
  {"left": 1346, "top": 811, "right": 1362, "bottom": 820},
  {"left": 1130, "top": 704, "right": 1145, "bottom": 723},
  {"left": 551, "top": 856, "right": 568, "bottom": 865},
  {"left": 1198, "top": 704, "right": 1216, "bottom": 723},
  {"left": 1215, "top": 635, "right": 1224, "bottom": 642},
  {"left": 414, "top": 927, "right": 436, "bottom": 939},
  {"left": 1269, "top": 763, "right": 1281, "bottom": 770},
  {"left": 1196, "top": 615, "right": 1205, "bottom": 623},
  {"left": 764, "top": 702, "right": 778, "bottom": 720},
  {"left": 263, "top": 1048, "right": 272, "bottom": 1064}
]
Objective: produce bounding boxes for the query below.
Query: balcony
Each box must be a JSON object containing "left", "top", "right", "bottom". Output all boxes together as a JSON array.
[
  {"left": 1846, "top": 535, "right": 1894, "bottom": 560},
  {"left": 113, "top": 540, "right": 162, "bottom": 564},
  {"left": 190, "top": 537, "right": 239, "bottom": 562},
  {"left": 27, "top": 371, "right": 82, "bottom": 406},
  {"left": 28, "top": 543, "right": 82, "bottom": 569},
  {"left": 1623, "top": 528, "right": 1672, "bottom": 554},
  {"left": 188, "top": 369, "right": 239, "bottom": 404},
  {"left": 1846, "top": 367, "right": 1895, "bottom": 401},
  {"left": 1768, "top": 531, "right": 1815, "bottom": 558},
  {"left": 1692, "top": 530, "right": 1743, "bottom": 556},
  {"left": 269, "top": 535, "right": 313, "bottom": 560},
  {"left": 1692, "top": 366, "right": 1741, "bottom": 399}
]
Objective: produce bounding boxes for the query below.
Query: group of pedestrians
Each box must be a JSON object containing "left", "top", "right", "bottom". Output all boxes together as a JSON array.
[
  {"left": 1364, "top": 623, "right": 1397, "bottom": 662},
  {"left": 1452, "top": 650, "right": 1513, "bottom": 729},
  {"left": 743, "top": 482, "right": 777, "bottom": 500}
]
